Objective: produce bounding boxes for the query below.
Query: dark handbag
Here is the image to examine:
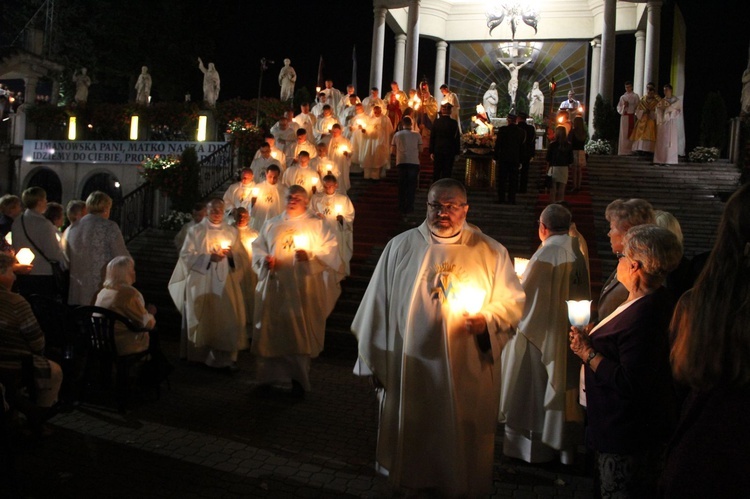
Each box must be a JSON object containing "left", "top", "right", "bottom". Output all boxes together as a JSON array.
[{"left": 20, "top": 214, "right": 70, "bottom": 297}]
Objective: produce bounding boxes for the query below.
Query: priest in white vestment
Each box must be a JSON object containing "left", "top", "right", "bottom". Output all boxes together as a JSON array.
[
  {"left": 347, "top": 103, "right": 368, "bottom": 174},
  {"left": 270, "top": 117, "right": 298, "bottom": 157},
  {"left": 282, "top": 151, "right": 321, "bottom": 197},
  {"left": 310, "top": 143, "right": 339, "bottom": 181},
  {"left": 361, "top": 106, "right": 394, "bottom": 179},
  {"left": 293, "top": 103, "right": 316, "bottom": 139},
  {"left": 351, "top": 179, "right": 526, "bottom": 497},
  {"left": 232, "top": 208, "right": 258, "bottom": 341},
  {"left": 322, "top": 80, "right": 343, "bottom": 114},
  {"left": 362, "top": 87, "right": 385, "bottom": 115},
  {"left": 250, "top": 143, "right": 283, "bottom": 182},
  {"left": 383, "top": 81, "right": 408, "bottom": 128},
  {"left": 284, "top": 129, "right": 317, "bottom": 169},
  {"left": 311, "top": 92, "right": 328, "bottom": 119},
  {"left": 327, "top": 124, "right": 352, "bottom": 192},
  {"left": 311, "top": 175, "right": 354, "bottom": 278},
  {"left": 253, "top": 134, "right": 286, "bottom": 168},
  {"left": 616, "top": 82, "right": 640, "bottom": 155},
  {"left": 222, "top": 167, "right": 255, "bottom": 222},
  {"left": 653, "top": 84, "right": 682, "bottom": 165},
  {"left": 339, "top": 94, "right": 361, "bottom": 132},
  {"left": 252, "top": 185, "right": 342, "bottom": 396},
  {"left": 169, "top": 198, "right": 247, "bottom": 369},
  {"left": 499, "top": 204, "right": 590, "bottom": 465},
  {"left": 250, "top": 165, "right": 286, "bottom": 232},
  {"left": 313, "top": 105, "right": 339, "bottom": 144},
  {"left": 439, "top": 84, "right": 462, "bottom": 133},
  {"left": 338, "top": 84, "right": 360, "bottom": 116}
]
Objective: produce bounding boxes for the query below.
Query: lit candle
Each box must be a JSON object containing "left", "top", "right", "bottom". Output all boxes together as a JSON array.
[
  {"left": 356, "top": 119, "right": 365, "bottom": 129},
  {"left": 338, "top": 145, "right": 349, "bottom": 154},
  {"left": 566, "top": 300, "right": 592, "bottom": 327},
  {"left": 292, "top": 234, "right": 310, "bottom": 251},
  {"left": 316, "top": 86, "right": 321, "bottom": 93},
  {"left": 441, "top": 99, "right": 449, "bottom": 106},
  {"left": 514, "top": 257, "right": 530, "bottom": 278},
  {"left": 251, "top": 187, "right": 259, "bottom": 197},
  {"left": 558, "top": 116, "right": 564, "bottom": 123},
  {"left": 577, "top": 105, "right": 584, "bottom": 114},
  {"left": 4, "top": 232, "right": 11, "bottom": 245},
  {"left": 311, "top": 177, "right": 319, "bottom": 186},
  {"left": 326, "top": 163, "right": 333, "bottom": 173},
  {"left": 476, "top": 104, "right": 486, "bottom": 115},
  {"left": 334, "top": 204, "right": 343, "bottom": 215},
  {"left": 220, "top": 240, "right": 231, "bottom": 250},
  {"left": 460, "top": 287, "right": 486, "bottom": 315},
  {"left": 271, "top": 151, "right": 278, "bottom": 159},
  {"left": 327, "top": 123, "right": 334, "bottom": 132},
  {"left": 15, "top": 248, "right": 35, "bottom": 266}
]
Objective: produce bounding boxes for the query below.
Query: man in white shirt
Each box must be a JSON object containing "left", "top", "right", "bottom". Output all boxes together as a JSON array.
[{"left": 391, "top": 116, "right": 423, "bottom": 216}]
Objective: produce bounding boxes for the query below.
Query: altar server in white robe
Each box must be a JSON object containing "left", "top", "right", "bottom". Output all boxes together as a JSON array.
[
  {"left": 653, "top": 83, "right": 682, "bottom": 165},
  {"left": 327, "top": 124, "right": 352, "bottom": 192},
  {"left": 311, "top": 175, "right": 354, "bottom": 278},
  {"left": 439, "top": 84, "right": 462, "bottom": 133},
  {"left": 222, "top": 168, "right": 255, "bottom": 215},
  {"left": 313, "top": 105, "right": 339, "bottom": 144},
  {"left": 250, "top": 143, "right": 283, "bottom": 183},
  {"left": 362, "top": 87, "right": 385, "bottom": 116},
  {"left": 499, "top": 204, "right": 590, "bottom": 465},
  {"left": 252, "top": 185, "right": 342, "bottom": 395},
  {"left": 351, "top": 179, "right": 525, "bottom": 497},
  {"left": 284, "top": 129, "right": 317, "bottom": 169},
  {"left": 282, "top": 151, "right": 321, "bottom": 197},
  {"left": 250, "top": 164, "right": 286, "bottom": 232},
  {"left": 232, "top": 207, "right": 258, "bottom": 340},
  {"left": 362, "top": 105, "right": 394, "bottom": 179},
  {"left": 169, "top": 198, "right": 247, "bottom": 369},
  {"left": 293, "top": 102, "right": 316, "bottom": 139},
  {"left": 616, "top": 81, "right": 640, "bottom": 155}
]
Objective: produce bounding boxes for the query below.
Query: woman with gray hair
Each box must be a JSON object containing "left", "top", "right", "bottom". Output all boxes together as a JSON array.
[{"left": 569, "top": 225, "right": 682, "bottom": 498}]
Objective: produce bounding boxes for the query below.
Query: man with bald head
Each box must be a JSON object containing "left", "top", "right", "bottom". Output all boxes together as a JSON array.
[{"left": 352, "top": 178, "right": 525, "bottom": 496}]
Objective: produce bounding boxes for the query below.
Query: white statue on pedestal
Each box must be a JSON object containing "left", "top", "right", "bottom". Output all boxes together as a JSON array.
[
  {"left": 279, "top": 58, "right": 297, "bottom": 102},
  {"left": 528, "top": 81, "right": 544, "bottom": 121},
  {"left": 498, "top": 59, "right": 531, "bottom": 106},
  {"left": 72, "top": 68, "right": 91, "bottom": 104},
  {"left": 483, "top": 83, "right": 499, "bottom": 119},
  {"left": 135, "top": 66, "right": 152, "bottom": 106},
  {"left": 198, "top": 57, "right": 220, "bottom": 107}
]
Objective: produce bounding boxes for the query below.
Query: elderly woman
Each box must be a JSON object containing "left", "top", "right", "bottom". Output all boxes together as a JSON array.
[
  {"left": 94, "top": 256, "right": 155, "bottom": 356},
  {"left": 597, "top": 198, "right": 655, "bottom": 321},
  {"left": 662, "top": 184, "right": 750, "bottom": 497},
  {"left": 570, "top": 225, "right": 682, "bottom": 498}
]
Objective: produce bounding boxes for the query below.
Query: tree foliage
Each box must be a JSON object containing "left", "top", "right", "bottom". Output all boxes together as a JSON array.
[{"left": 592, "top": 94, "right": 618, "bottom": 148}]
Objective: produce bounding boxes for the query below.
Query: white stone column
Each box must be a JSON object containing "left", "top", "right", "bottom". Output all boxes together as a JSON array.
[
  {"left": 598, "top": 0, "right": 616, "bottom": 103},
  {"left": 644, "top": 0, "right": 662, "bottom": 90},
  {"left": 24, "top": 76, "right": 39, "bottom": 104},
  {"left": 393, "top": 34, "right": 407, "bottom": 88},
  {"left": 434, "top": 41, "right": 448, "bottom": 96},
  {"left": 633, "top": 30, "right": 646, "bottom": 96},
  {"left": 588, "top": 38, "right": 601, "bottom": 131},
  {"left": 403, "top": 0, "right": 421, "bottom": 92},
  {"left": 369, "top": 6, "right": 387, "bottom": 91}
]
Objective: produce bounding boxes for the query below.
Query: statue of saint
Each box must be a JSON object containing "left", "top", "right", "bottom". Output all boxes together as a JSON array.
[
  {"left": 528, "top": 81, "right": 545, "bottom": 121},
  {"left": 135, "top": 66, "right": 152, "bottom": 106},
  {"left": 198, "top": 57, "right": 220, "bottom": 107},
  {"left": 742, "top": 42, "right": 750, "bottom": 115},
  {"left": 278, "top": 58, "right": 297, "bottom": 102},
  {"left": 482, "top": 83, "right": 499, "bottom": 119},
  {"left": 72, "top": 68, "right": 92, "bottom": 104},
  {"left": 497, "top": 59, "right": 531, "bottom": 106}
]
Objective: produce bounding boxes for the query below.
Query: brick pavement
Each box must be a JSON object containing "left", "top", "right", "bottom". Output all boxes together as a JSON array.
[{"left": 11, "top": 333, "right": 594, "bottom": 498}]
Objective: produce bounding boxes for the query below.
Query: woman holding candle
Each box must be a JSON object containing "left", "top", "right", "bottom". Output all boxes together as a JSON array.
[{"left": 569, "top": 225, "right": 682, "bottom": 498}]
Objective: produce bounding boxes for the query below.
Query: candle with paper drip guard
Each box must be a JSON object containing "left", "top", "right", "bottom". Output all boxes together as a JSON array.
[
  {"left": 292, "top": 234, "right": 310, "bottom": 252},
  {"left": 325, "top": 162, "right": 333, "bottom": 174},
  {"left": 334, "top": 204, "right": 344, "bottom": 225},
  {"left": 513, "top": 257, "right": 529, "bottom": 279},
  {"left": 271, "top": 151, "right": 278, "bottom": 159},
  {"left": 15, "top": 248, "right": 35, "bottom": 266},
  {"left": 220, "top": 240, "right": 231, "bottom": 250},
  {"left": 566, "top": 300, "right": 592, "bottom": 327},
  {"left": 356, "top": 119, "right": 366, "bottom": 132},
  {"left": 337, "top": 145, "right": 350, "bottom": 155},
  {"left": 251, "top": 187, "right": 260, "bottom": 207},
  {"left": 458, "top": 287, "right": 486, "bottom": 315},
  {"left": 311, "top": 176, "right": 319, "bottom": 194}
]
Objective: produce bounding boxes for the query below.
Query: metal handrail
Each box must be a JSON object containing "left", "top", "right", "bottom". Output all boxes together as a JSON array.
[{"left": 199, "top": 142, "right": 234, "bottom": 197}]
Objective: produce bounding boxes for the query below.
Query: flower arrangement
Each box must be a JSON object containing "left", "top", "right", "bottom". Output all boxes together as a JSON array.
[
  {"left": 159, "top": 210, "right": 193, "bottom": 231},
  {"left": 139, "top": 154, "right": 185, "bottom": 198},
  {"left": 461, "top": 132, "right": 496, "bottom": 149},
  {"left": 584, "top": 139, "right": 613, "bottom": 156},
  {"left": 226, "top": 117, "right": 252, "bottom": 134},
  {"left": 688, "top": 146, "right": 719, "bottom": 163}
]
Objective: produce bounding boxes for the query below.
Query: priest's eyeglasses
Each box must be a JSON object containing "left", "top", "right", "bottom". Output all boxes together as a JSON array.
[{"left": 427, "top": 202, "right": 467, "bottom": 214}]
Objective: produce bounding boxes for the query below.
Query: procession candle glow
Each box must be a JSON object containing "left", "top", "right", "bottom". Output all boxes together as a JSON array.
[
  {"left": 334, "top": 204, "right": 343, "bottom": 215},
  {"left": 4, "top": 232, "right": 11, "bottom": 245},
  {"left": 311, "top": 177, "right": 319, "bottom": 186},
  {"left": 558, "top": 116, "right": 564, "bottom": 123},
  {"left": 271, "top": 151, "right": 278, "bottom": 158},
  {"left": 338, "top": 145, "right": 349, "bottom": 154},
  {"left": 514, "top": 257, "right": 530, "bottom": 278},
  {"left": 461, "top": 287, "right": 486, "bottom": 315},
  {"left": 220, "top": 240, "right": 231, "bottom": 250},
  {"left": 251, "top": 187, "right": 259, "bottom": 197},
  {"left": 326, "top": 163, "right": 333, "bottom": 172},
  {"left": 15, "top": 248, "right": 35, "bottom": 266},
  {"left": 292, "top": 234, "right": 310, "bottom": 251},
  {"left": 566, "top": 300, "right": 592, "bottom": 327},
  {"left": 578, "top": 106, "right": 584, "bottom": 113},
  {"left": 316, "top": 86, "right": 321, "bottom": 93},
  {"left": 327, "top": 123, "right": 334, "bottom": 132},
  {"left": 476, "top": 104, "right": 486, "bottom": 115}
]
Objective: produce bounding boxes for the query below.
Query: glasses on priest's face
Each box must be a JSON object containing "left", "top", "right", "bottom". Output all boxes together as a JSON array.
[{"left": 426, "top": 202, "right": 467, "bottom": 214}]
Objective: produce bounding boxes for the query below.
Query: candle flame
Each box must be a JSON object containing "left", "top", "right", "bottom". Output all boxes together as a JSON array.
[
  {"left": 514, "top": 257, "right": 530, "bottom": 279},
  {"left": 220, "top": 240, "right": 231, "bottom": 250},
  {"left": 251, "top": 187, "right": 259, "bottom": 196},
  {"left": 334, "top": 204, "right": 343, "bottom": 215},
  {"left": 271, "top": 151, "right": 278, "bottom": 158},
  {"left": 292, "top": 234, "right": 310, "bottom": 251},
  {"left": 462, "top": 287, "right": 486, "bottom": 315},
  {"left": 311, "top": 177, "right": 319, "bottom": 185}
]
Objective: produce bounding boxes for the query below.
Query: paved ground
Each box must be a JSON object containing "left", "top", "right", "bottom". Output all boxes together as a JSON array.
[{"left": 9, "top": 331, "right": 594, "bottom": 498}]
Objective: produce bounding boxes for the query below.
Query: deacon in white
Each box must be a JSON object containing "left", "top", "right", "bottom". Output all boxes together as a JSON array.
[
  {"left": 327, "top": 124, "right": 352, "bottom": 192},
  {"left": 282, "top": 151, "right": 321, "bottom": 197},
  {"left": 351, "top": 179, "right": 525, "bottom": 497},
  {"left": 321, "top": 80, "right": 343, "bottom": 114},
  {"left": 311, "top": 175, "right": 354, "bottom": 278},
  {"left": 253, "top": 134, "right": 286, "bottom": 168},
  {"left": 250, "top": 143, "right": 283, "bottom": 183},
  {"left": 616, "top": 82, "right": 640, "bottom": 155},
  {"left": 499, "top": 204, "right": 590, "bottom": 465},
  {"left": 293, "top": 102, "right": 316, "bottom": 139},
  {"left": 313, "top": 105, "right": 339, "bottom": 144},
  {"left": 361, "top": 105, "right": 394, "bottom": 179},
  {"left": 222, "top": 168, "right": 256, "bottom": 215},
  {"left": 251, "top": 185, "right": 342, "bottom": 395},
  {"left": 169, "top": 198, "right": 247, "bottom": 368},
  {"left": 362, "top": 87, "right": 385, "bottom": 115},
  {"left": 653, "top": 83, "right": 682, "bottom": 165},
  {"left": 250, "top": 164, "right": 286, "bottom": 232},
  {"left": 439, "top": 84, "right": 462, "bottom": 132},
  {"left": 284, "top": 129, "right": 317, "bottom": 169},
  {"left": 232, "top": 207, "right": 258, "bottom": 341}
]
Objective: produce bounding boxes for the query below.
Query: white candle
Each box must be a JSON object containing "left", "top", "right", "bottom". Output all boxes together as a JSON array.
[
  {"left": 327, "top": 123, "right": 334, "bottom": 132},
  {"left": 220, "top": 240, "right": 231, "bottom": 250},
  {"left": 514, "top": 257, "right": 530, "bottom": 278},
  {"left": 338, "top": 145, "right": 349, "bottom": 154},
  {"left": 292, "top": 234, "right": 310, "bottom": 251},
  {"left": 566, "top": 300, "right": 592, "bottom": 327},
  {"left": 251, "top": 187, "right": 259, "bottom": 197},
  {"left": 15, "top": 247, "right": 35, "bottom": 266},
  {"left": 334, "top": 204, "right": 343, "bottom": 215},
  {"left": 271, "top": 151, "right": 278, "bottom": 159},
  {"left": 326, "top": 163, "right": 333, "bottom": 173},
  {"left": 476, "top": 104, "right": 486, "bottom": 115},
  {"left": 311, "top": 177, "right": 319, "bottom": 186},
  {"left": 461, "top": 287, "right": 486, "bottom": 315}
]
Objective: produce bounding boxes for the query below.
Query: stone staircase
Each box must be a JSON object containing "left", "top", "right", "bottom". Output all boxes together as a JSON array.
[{"left": 126, "top": 152, "right": 741, "bottom": 355}]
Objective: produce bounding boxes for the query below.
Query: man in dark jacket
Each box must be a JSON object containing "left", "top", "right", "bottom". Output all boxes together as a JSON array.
[
  {"left": 429, "top": 103, "right": 461, "bottom": 183},
  {"left": 493, "top": 113, "right": 525, "bottom": 204},
  {"left": 517, "top": 111, "right": 536, "bottom": 193}
]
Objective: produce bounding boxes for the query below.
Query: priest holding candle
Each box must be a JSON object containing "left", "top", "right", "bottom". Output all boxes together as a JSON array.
[
  {"left": 499, "top": 203, "right": 590, "bottom": 465},
  {"left": 351, "top": 178, "right": 525, "bottom": 497},
  {"left": 251, "top": 185, "right": 342, "bottom": 398},
  {"left": 311, "top": 175, "right": 354, "bottom": 279},
  {"left": 222, "top": 167, "right": 256, "bottom": 215}
]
